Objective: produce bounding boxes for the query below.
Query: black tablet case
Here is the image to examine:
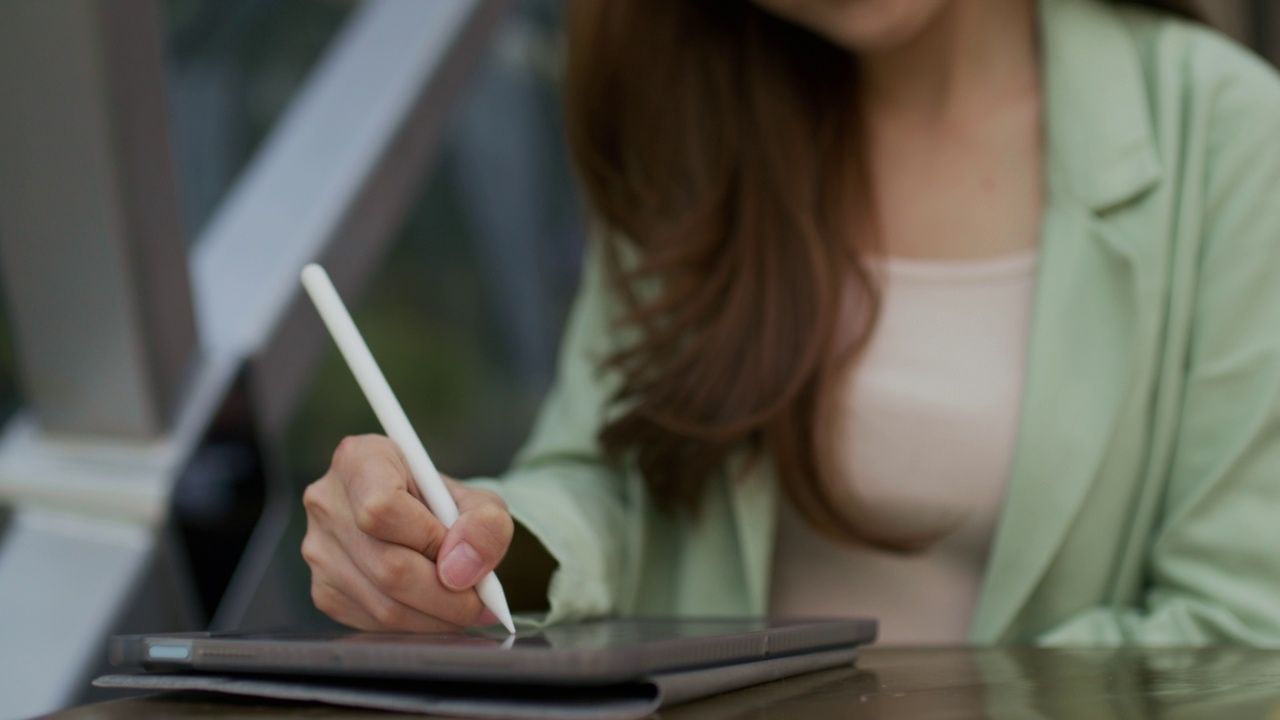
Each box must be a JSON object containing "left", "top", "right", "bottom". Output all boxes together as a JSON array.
[{"left": 95, "top": 646, "right": 858, "bottom": 719}]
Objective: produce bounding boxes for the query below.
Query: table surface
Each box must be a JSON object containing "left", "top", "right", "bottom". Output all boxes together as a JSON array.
[{"left": 36, "top": 646, "right": 1280, "bottom": 719}]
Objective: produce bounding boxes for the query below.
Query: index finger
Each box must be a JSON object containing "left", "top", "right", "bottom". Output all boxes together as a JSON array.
[{"left": 340, "top": 444, "right": 444, "bottom": 556}]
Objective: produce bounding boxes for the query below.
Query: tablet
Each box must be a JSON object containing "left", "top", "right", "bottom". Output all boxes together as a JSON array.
[{"left": 110, "top": 617, "right": 877, "bottom": 685}]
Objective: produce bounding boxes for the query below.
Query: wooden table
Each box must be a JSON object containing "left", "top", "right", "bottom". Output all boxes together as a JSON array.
[{"left": 36, "top": 647, "right": 1280, "bottom": 719}]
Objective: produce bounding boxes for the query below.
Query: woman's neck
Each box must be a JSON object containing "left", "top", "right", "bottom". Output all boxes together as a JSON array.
[{"left": 858, "top": 0, "right": 1039, "bottom": 123}]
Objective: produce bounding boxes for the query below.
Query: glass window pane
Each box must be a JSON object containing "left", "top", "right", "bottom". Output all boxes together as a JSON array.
[
  {"left": 287, "top": 0, "right": 579, "bottom": 480},
  {"left": 163, "top": 0, "right": 359, "bottom": 236}
]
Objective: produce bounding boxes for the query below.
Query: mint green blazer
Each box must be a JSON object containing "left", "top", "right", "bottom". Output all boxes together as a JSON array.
[{"left": 474, "top": 0, "right": 1280, "bottom": 644}]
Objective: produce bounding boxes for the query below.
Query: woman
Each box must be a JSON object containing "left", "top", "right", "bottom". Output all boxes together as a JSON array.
[{"left": 300, "top": 0, "right": 1280, "bottom": 644}]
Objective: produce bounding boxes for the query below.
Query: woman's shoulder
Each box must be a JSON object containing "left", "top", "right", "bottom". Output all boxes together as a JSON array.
[{"left": 1117, "top": 4, "right": 1280, "bottom": 129}]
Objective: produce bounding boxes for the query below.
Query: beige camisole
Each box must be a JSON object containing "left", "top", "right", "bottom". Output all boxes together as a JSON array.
[{"left": 769, "top": 250, "right": 1038, "bottom": 644}]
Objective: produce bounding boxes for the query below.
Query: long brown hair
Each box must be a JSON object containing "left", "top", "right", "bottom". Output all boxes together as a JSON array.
[{"left": 564, "top": 0, "right": 1205, "bottom": 546}]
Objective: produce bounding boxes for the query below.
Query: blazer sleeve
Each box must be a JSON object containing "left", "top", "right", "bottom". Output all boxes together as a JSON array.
[
  {"left": 466, "top": 241, "right": 632, "bottom": 624},
  {"left": 1038, "top": 65, "right": 1280, "bottom": 646}
]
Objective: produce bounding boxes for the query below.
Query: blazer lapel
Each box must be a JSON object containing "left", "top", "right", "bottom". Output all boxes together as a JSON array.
[
  {"left": 972, "top": 200, "right": 1157, "bottom": 640},
  {"left": 970, "top": 0, "right": 1163, "bottom": 641}
]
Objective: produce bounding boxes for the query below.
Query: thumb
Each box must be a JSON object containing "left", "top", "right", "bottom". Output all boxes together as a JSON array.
[{"left": 436, "top": 484, "right": 514, "bottom": 591}]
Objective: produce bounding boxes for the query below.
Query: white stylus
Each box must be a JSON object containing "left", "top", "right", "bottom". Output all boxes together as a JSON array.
[{"left": 301, "top": 263, "right": 516, "bottom": 634}]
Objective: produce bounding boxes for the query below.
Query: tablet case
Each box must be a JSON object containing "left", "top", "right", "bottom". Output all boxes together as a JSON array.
[{"left": 94, "top": 646, "right": 858, "bottom": 719}]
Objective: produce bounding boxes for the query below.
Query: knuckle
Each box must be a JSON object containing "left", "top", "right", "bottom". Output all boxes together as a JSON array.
[
  {"left": 300, "top": 535, "right": 322, "bottom": 568},
  {"left": 350, "top": 454, "right": 406, "bottom": 499},
  {"left": 332, "top": 435, "right": 393, "bottom": 473},
  {"left": 475, "top": 487, "right": 508, "bottom": 510},
  {"left": 354, "top": 490, "right": 397, "bottom": 537},
  {"left": 311, "top": 581, "right": 339, "bottom": 618},
  {"left": 369, "top": 598, "right": 408, "bottom": 629},
  {"left": 301, "top": 481, "right": 326, "bottom": 514},
  {"left": 331, "top": 435, "right": 360, "bottom": 468},
  {"left": 470, "top": 488, "right": 509, "bottom": 517},
  {"left": 471, "top": 502, "right": 514, "bottom": 548},
  {"left": 422, "top": 521, "right": 448, "bottom": 559},
  {"left": 493, "top": 507, "right": 516, "bottom": 544},
  {"left": 368, "top": 551, "right": 411, "bottom": 592}
]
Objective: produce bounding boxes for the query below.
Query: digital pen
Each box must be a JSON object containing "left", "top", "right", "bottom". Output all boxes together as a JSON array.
[{"left": 300, "top": 263, "right": 516, "bottom": 634}]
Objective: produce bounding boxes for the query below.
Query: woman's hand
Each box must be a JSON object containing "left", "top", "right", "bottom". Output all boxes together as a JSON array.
[{"left": 301, "top": 434, "right": 514, "bottom": 631}]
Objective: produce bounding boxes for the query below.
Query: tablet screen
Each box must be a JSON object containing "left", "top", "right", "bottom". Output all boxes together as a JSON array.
[
  {"left": 222, "top": 618, "right": 779, "bottom": 650},
  {"left": 112, "top": 618, "right": 876, "bottom": 684}
]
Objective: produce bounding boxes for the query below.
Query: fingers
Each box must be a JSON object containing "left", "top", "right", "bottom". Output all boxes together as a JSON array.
[
  {"left": 333, "top": 434, "right": 448, "bottom": 556},
  {"left": 302, "top": 459, "right": 490, "bottom": 630},
  {"left": 305, "top": 524, "right": 472, "bottom": 632},
  {"left": 437, "top": 481, "right": 514, "bottom": 591},
  {"left": 310, "top": 577, "right": 379, "bottom": 630},
  {"left": 351, "top": 533, "right": 489, "bottom": 627},
  {"left": 301, "top": 434, "right": 512, "bottom": 631}
]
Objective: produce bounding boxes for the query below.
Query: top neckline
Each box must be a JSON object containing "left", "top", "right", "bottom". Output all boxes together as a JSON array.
[{"left": 874, "top": 249, "right": 1040, "bottom": 284}]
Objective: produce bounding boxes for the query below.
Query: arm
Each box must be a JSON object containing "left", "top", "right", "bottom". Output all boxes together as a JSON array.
[
  {"left": 467, "top": 241, "right": 633, "bottom": 623},
  {"left": 1038, "top": 65, "right": 1280, "bottom": 646}
]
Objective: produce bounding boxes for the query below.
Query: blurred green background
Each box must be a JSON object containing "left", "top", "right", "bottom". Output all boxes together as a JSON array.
[{"left": 163, "top": 0, "right": 581, "bottom": 480}]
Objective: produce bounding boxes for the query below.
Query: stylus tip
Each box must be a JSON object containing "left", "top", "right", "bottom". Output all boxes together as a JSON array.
[{"left": 476, "top": 573, "right": 517, "bottom": 635}]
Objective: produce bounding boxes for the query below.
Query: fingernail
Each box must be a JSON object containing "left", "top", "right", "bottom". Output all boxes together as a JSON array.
[
  {"left": 440, "top": 542, "right": 484, "bottom": 589},
  {"left": 478, "top": 609, "right": 499, "bottom": 625}
]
